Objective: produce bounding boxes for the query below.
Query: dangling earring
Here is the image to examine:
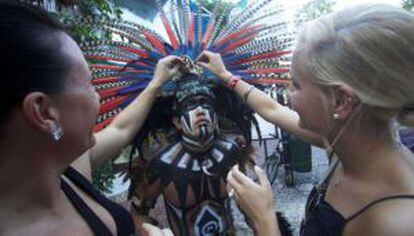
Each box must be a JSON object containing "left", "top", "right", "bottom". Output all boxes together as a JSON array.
[
  {"left": 333, "top": 113, "right": 340, "bottom": 120},
  {"left": 50, "top": 123, "right": 63, "bottom": 141}
]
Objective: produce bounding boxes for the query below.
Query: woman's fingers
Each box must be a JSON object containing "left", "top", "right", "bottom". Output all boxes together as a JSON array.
[
  {"left": 142, "top": 223, "right": 174, "bottom": 236},
  {"left": 196, "top": 60, "right": 208, "bottom": 69},
  {"left": 227, "top": 168, "right": 243, "bottom": 190},
  {"left": 161, "top": 229, "right": 174, "bottom": 236},
  {"left": 164, "top": 56, "right": 183, "bottom": 69},
  {"left": 141, "top": 223, "right": 158, "bottom": 236},
  {"left": 254, "top": 165, "right": 271, "bottom": 189},
  {"left": 195, "top": 50, "right": 213, "bottom": 62},
  {"left": 231, "top": 165, "right": 255, "bottom": 186}
]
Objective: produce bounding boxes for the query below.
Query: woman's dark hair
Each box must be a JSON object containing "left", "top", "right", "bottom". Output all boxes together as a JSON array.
[{"left": 0, "top": 1, "right": 72, "bottom": 124}]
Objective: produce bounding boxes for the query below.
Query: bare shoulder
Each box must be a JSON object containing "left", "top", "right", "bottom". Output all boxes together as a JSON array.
[{"left": 344, "top": 196, "right": 414, "bottom": 236}]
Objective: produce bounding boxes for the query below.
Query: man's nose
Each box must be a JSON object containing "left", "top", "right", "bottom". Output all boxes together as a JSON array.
[{"left": 195, "top": 106, "right": 206, "bottom": 115}]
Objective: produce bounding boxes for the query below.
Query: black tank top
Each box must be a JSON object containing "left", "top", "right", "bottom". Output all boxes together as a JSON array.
[
  {"left": 300, "top": 160, "right": 414, "bottom": 236},
  {"left": 61, "top": 166, "right": 135, "bottom": 236}
]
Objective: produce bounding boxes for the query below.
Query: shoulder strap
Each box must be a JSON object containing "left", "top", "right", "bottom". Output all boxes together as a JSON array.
[
  {"left": 61, "top": 171, "right": 112, "bottom": 236},
  {"left": 64, "top": 166, "right": 103, "bottom": 200},
  {"left": 319, "top": 156, "right": 339, "bottom": 186},
  {"left": 346, "top": 195, "right": 414, "bottom": 222}
]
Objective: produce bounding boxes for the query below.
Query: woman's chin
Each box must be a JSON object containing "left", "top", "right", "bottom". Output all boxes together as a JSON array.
[
  {"left": 298, "top": 120, "right": 313, "bottom": 132},
  {"left": 87, "top": 135, "right": 97, "bottom": 148},
  {"left": 298, "top": 119, "right": 305, "bottom": 129}
]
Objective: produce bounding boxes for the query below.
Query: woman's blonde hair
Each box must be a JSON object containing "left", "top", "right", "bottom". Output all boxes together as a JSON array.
[{"left": 296, "top": 4, "right": 414, "bottom": 126}]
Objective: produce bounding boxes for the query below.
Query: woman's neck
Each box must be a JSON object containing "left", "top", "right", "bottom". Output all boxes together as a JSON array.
[
  {"left": 331, "top": 119, "right": 401, "bottom": 178},
  {"left": 0, "top": 141, "right": 66, "bottom": 213}
]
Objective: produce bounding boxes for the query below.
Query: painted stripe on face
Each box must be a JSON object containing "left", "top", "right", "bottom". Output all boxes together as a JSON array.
[
  {"left": 180, "top": 105, "right": 214, "bottom": 137},
  {"left": 199, "top": 125, "right": 207, "bottom": 141},
  {"left": 181, "top": 115, "right": 192, "bottom": 134}
]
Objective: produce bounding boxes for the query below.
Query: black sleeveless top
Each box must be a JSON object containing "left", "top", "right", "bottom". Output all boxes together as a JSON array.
[
  {"left": 61, "top": 166, "right": 135, "bottom": 236},
  {"left": 300, "top": 167, "right": 414, "bottom": 235}
]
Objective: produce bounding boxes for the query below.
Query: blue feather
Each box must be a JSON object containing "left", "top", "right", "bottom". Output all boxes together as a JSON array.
[{"left": 119, "top": 81, "right": 149, "bottom": 95}]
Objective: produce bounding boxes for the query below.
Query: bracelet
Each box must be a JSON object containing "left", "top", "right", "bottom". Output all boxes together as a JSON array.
[
  {"left": 225, "top": 75, "right": 240, "bottom": 90},
  {"left": 242, "top": 86, "right": 255, "bottom": 103}
]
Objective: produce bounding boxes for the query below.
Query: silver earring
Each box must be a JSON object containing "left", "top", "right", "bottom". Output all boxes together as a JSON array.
[
  {"left": 51, "top": 123, "right": 63, "bottom": 141},
  {"left": 333, "top": 113, "right": 340, "bottom": 119}
]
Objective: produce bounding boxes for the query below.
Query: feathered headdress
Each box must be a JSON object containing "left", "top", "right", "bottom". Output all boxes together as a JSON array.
[{"left": 65, "top": 0, "right": 294, "bottom": 133}]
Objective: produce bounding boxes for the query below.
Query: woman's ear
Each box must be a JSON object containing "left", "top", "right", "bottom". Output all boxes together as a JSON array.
[
  {"left": 331, "top": 85, "right": 359, "bottom": 120},
  {"left": 172, "top": 117, "right": 182, "bottom": 130},
  {"left": 22, "top": 92, "right": 60, "bottom": 134}
]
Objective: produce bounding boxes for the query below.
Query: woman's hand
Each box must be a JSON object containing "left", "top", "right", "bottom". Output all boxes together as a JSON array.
[
  {"left": 227, "top": 165, "right": 279, "bottom": 234},
  {"left": 141, "top": 223, "right": 174, "bottom": 236},
  {"left": 196, "top": 51, "right": 232, "bottom": 81},
  {"left": 151, "top": 55, "right": 183, "bottom": 87}
]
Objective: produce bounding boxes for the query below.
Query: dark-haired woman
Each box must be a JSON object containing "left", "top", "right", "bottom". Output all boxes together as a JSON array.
[{"left": 0, "top": 2, "right": 177, "bottom": 235}]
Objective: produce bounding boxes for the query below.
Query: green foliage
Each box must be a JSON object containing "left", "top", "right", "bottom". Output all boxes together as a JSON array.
[
  {"left": 54, "top": 0, "right": 122, "bottom": 42},
  {"left": 92, "top": 160, "right": 116, "bottom": 193},
  {"left": 198, "top": 0, "right": 235, "bottom": 12},
  {"left": 402, "top": 0, "right": 414, "bottom": 11},
  {"left": 298, "top": 0, "right": 336, "bottom": 21},
  {"left": 76, "top": 0, "right": 123, "bottom": 18}
]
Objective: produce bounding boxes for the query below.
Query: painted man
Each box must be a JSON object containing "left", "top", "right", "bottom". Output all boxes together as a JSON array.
[{"left": 130, "top": 73, "right": 248, "bottom": 235}]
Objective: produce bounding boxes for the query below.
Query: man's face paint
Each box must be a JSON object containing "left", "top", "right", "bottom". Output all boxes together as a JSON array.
[{"left": 178, "top": 95, "right": 217, "bottom": 142}]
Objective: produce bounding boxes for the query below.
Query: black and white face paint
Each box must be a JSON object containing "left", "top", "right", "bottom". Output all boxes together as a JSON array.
[
  {"left": 180, "top": 105, "right": 216, "bottom": 140},
  {"left": 178, "top": 95, "right": 217, "bottom": 144}
]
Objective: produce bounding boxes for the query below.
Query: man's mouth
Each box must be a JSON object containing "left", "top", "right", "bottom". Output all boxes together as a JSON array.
[{"left": 195, "top": 119, "right": 210, "bottom": 126}]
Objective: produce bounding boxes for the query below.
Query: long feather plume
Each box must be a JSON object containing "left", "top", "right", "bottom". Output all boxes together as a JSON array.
[{"left": 64, "top": 0, "right": 296, "bottom": 131}]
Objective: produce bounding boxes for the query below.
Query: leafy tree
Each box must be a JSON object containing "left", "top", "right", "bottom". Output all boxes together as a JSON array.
[
  {"left": 54, "top": 0, "right": 122, "bottom": 42},
  {"left": 297, "top": 0, "right": 336, "bottom": 21},
  {"left": 92, "top": 160, "right": 117, "bottom": 193},
  {"left": 198, "top": 0, "right": 235, "bottom": 12},
  {"left": 402, "top": 0, "right": 414, "bottom": 11}
]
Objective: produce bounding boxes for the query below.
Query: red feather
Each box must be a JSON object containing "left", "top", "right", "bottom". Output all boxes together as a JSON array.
[
  {"left": 220, "top": 34, "right": 257, "bottom": 54},
  {"left": 99, "top": 95, "right": 129, "bottom": 115},
  {"left": 118, "top": 46, "right": 149, "bottom": 58},
  {"left": 188, "top": 12, "right": 195, "bottom": 45},
  {"left": 231, "top": 50, "right": 291, "bottom": 64},
  {"left": 92, "top": 77, "right": 119, "bottom": 85},
  {"left": 141, "top": 30, "right": 167, "bottom": 55},
  {"left": 245, "top": 68, "right": 290, "bottom": 74},
  {"left": 201, "top": 19, "right": 215, "bottom": 49},
  {"left": 215, "top": 25, "right": 263, "bottom": 47},
  {"left": 89, "top": 65, "right": 125, "bottom": 71},
  {"left": 250, "top": 78, "right": 291, "bottom": 85},
  {"left": 96, "top": 86, "right": 123, "bottom": 98},
  {"left": 94, "top": 117, "right": 114, "bottom": 132},
  {"left": 86, "top": 55, "right": 130, "bottom": 63},
  {"left": 161, "top": 17, "right": 178, "bottom": 49}
]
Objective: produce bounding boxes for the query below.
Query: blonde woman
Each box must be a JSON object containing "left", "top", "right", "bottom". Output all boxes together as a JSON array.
[{"left": 197, "top": 4, "right": 414, "bottom": 236}]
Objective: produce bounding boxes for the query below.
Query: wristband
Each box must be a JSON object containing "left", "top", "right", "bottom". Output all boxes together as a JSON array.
[
  {"left": 226, "top": 75, "right": 240, "bottom": 90},
  {"left": 242, "top": 86, "right": 255, "bottom": 103}
]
